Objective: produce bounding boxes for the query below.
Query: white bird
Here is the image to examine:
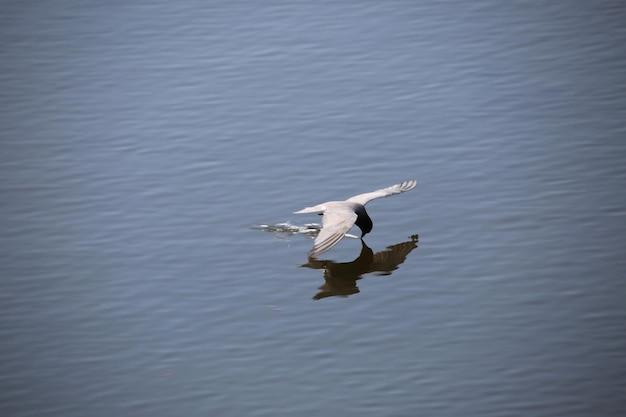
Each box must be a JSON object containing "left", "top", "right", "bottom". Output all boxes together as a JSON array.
[{"left": 294, "top": 180, "right": 417, "bottom": 257}]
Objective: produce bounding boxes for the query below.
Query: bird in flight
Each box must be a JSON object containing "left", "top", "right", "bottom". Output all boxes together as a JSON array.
[{"left": 294, "top": 180, "right": 417, "bottom": 258}]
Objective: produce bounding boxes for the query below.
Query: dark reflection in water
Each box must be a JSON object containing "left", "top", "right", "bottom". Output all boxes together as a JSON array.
[{"left": 301, "top": 235, "right": 419, "bottom": 300}]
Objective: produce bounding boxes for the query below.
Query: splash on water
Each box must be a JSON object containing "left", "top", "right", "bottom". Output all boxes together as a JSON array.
[
  {"left": 253, "top": 222, "right": 321, "bottom": 238},
  {"left": 252, "top": 222, "right": 358, "bottom": 241}
]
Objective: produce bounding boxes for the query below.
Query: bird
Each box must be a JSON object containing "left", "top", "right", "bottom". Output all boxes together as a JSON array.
[{"left": 294, "top": 180, "right": 417, "bottom": 258}]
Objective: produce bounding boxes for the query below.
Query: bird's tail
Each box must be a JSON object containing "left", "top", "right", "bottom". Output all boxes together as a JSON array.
[{"left": 294, "top": 204, "right": 326, "bottom": 214}]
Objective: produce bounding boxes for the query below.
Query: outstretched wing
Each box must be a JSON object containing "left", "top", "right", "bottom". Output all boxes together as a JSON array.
[
  {"left": 346, "top": 180, "right": 417, "bottom": 206},
  {"left": 309, "top": 209, "right": 358, "bottom": 258}
]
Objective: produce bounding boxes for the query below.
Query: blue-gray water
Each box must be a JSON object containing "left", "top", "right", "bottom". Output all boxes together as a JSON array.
[{"left": 1, "top": 1, "right": 625, "bottom": 416}]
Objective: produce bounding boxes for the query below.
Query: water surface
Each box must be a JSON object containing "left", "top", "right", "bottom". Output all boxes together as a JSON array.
[{"left": 1, "top": 1, "right": 625, "bottom": 416}]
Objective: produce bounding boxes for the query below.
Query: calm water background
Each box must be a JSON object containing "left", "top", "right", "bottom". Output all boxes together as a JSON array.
[{"left": 1, "top": 1, "right": 625, "bottom": 416}]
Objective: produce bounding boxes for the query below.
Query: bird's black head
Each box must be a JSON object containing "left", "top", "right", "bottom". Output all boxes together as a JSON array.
[{"left": 354, "top": 208, "right": 373, "bottom": 237}]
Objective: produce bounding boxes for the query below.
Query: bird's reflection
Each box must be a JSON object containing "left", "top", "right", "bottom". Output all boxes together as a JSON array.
[{"left": 301, "top": 234, "right": 419, "bottom": 300}]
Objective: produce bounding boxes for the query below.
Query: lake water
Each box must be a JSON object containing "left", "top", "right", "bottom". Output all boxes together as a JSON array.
[{"left": 1, "top": 1, "right": 625, "bottom": 416}]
